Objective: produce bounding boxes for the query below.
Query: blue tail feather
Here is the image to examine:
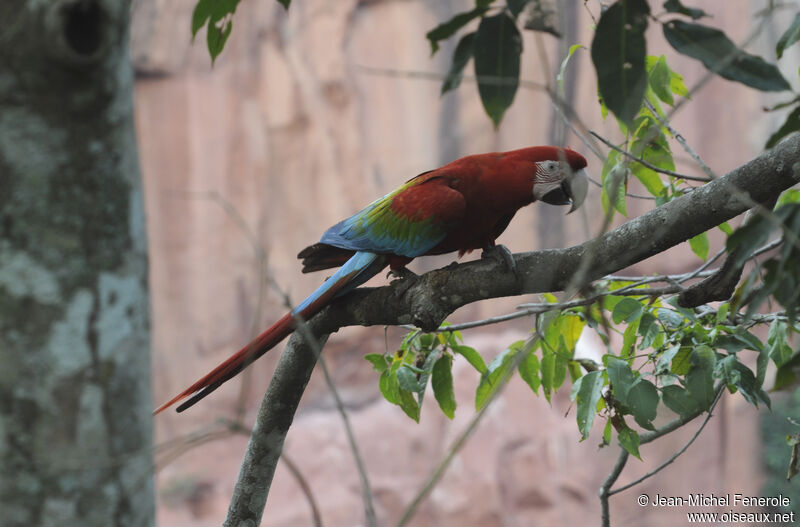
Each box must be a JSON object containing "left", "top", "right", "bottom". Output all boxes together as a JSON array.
[{"left": 292, "top": 251, "right": 385, "bottom": 315}]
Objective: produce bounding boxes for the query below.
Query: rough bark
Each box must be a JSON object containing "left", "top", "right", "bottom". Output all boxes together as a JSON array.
[
  {"left": 225, "top": 135, "right": 800, "bottom": 525},
  {"left": 0, "top": 1, "right": 153, "bottom": 526}
]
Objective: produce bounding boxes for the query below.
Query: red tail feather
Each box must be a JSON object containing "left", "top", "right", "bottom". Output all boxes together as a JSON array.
[
  {"left": 153, "top": 313, "right": 295, "bottom": 414},
  {"left": 155, "top": 251, "right": 386, "bottom": 414}
]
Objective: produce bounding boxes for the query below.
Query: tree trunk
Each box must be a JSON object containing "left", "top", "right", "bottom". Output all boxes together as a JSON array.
[{"left": 0, "top": 1, "right": 153, "bottom": 526}]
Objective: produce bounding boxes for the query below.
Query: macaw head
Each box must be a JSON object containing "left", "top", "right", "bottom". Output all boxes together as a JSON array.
[{"left": 530, "top": 148, "right": 589, "bottom": 213}]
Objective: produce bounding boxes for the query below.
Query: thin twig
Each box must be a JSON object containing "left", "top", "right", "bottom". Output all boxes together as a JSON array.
[
  {"left": 289, "top": 302, "right": 378, "bottom": 527},
  {"left": 644, "top": 99, "right": 716, "bottom": 180},
  {"left": 598, "top": 383, "right": 724, "bottom": 527},
  {"left": 280, "top": 451, "right": 325, "bottom": 527},
  {"left": 599, "top": 447, "right": 629, "bottom": 527},
  {"left": 609, "top": 386, "right": 725, "bottom": 496},
  {"left": 590, "top": 130, "right": 711, "bottom": 183},
  {"left": 395, "top": 334, "right": 541, "bottom": 527},
  {"left": 356, "top": 64, "right": 547, "bottom": 92},
  {"left": 316, "top": 356, "right": 378, "bottom": 527}
]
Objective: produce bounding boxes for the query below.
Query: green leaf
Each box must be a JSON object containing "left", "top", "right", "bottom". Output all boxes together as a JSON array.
[
  {"left": 686, "top": 345, "right": 716, "bottom": 411},
  {"left": 777, "top": 12, "right": 800, "bottom": 58},
  {"left": 207, "top": 15, "right": 234, "bottom": 63},
  {"left": 663, "top": 0, "right": 709, "bottom": 20},
  {"left": 663, "top": 20, "right": 791, "bottom": 92},
  {"left": 656, "top": 308, "right": 683, "bottom": 329},
  {"left": 638, "top": 312, "right": 660, "bottom": 349},
  {"left": 432, "top": 354, "right": 456, "bottom": 418},
  {"left": 426, "top": 7, "right": 488, "bottom": 55},
  {"left": 379, "top": 359, "right": 402, "bottom": 404},
  {"left": 399, "top": 389, "right": 420, "bottom": 422},
  {"left": 518, "top": 352, "right": 541, "bottom": 395},
  {"left": 603, "top": 419, "right": 613, "bottom": 445},
  {"left": 556, "top": 314, "right": 586, "bottom": 352},
  {"left": 601, "top": 154, "right": 628, "bottom": 216},
  {"left": 662, "top": 384, "right": 700, "bottom": 418},
  {"left": 765, "top": 105, "right": 800, "bottom": 149},
  {"left": 647, "top": 55, "right": 674, "bottom": 104},
  {"left": 755, "top": 343, "right": 769, "bottom": 388},
  {"left": 645, "top": 55, "right": 689, "bottom": 100},
  {"left": 591, "top": 0, "right": 650, "bottom": 125},
  {"left": 507, "top": 0, "right": 530, "bottom": 18},
  {"left": 621, "top": 317, "right": 640, "bottom": 358},
  {"left": 474, "top": 12, "right": 523, "bottom": 126},
  {"left": 726, "top": 213, "right": 774, "bottom": 269},
  {"left": 540, "top": 350, "right": 556, "bottom": 402},
  {"left": 631, "top": 162, "right": 666, "bottom": 196},
  {"left": 777, "top": 189, "right": 800, "bottom": 207},
  {"left": 557, "top": 44, "right": 585, "bottom": 93},
  {"left": 774, "top": 358, "right": 799, "bottom": 391},
  {"left": 540, "top": 334, "right": 568, "bottom": 403},
  {"left": 718, "top": 221, "right": 733, "bottom": 235},
  {"left": 276, "top": 0, "right": 290, "bottom": 8},
  {"left": 670, "top": 345, "right": 693, "bottom": 375},
  {"left": 441, "top": 32, "right": 477, "bottom": 95},
  {"left": 397, "top": 365, "right": 422, "bottom": 393},
  {"left": 788, "top": 433, "right": 800, "bottom": 481},
  {"left": 612, "top": 298, "right": 644, "bottom": 324},
  {"left": 656, "top": 344, "right": 681, "bottom": 374},
  {"left": 574, "top": 371, "right": 605, "bottom": 440},
  {"left": 454, "top": 344, "right": 487, "bottom": 374},
  {"left": 192, "top": 0, "right": 213, "bottom": 39},
  {"left": 627, "top": 378, "right": 659, "bottom": 430},
  {"left": 607, "top": 356, "right": 636, "bottom": 403},
  {"left": 618, "top": 427, "right": 642, "bottom": 460},
  {"left": 689, "top": 232, "right": 710, "bottom": 261},
  {"left": 476, "top": 347, "right": 518, "bottom": 410},
  {"left": 364, "top": 353, "right": 388, "bottom": 372},
  {"left": 767, "top": 320, "right": 792, "bottom": 367},
  {"left": 732, "top": 360, "right": 770, "bottom": 408}
]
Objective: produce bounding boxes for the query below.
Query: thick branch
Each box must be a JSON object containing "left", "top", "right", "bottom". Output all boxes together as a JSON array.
[
  {"left": 223, "top": 327, "right": 328, "bottom": 527},
  {"left": 226, "top": 134, "right": 800, "bottom": 524}
]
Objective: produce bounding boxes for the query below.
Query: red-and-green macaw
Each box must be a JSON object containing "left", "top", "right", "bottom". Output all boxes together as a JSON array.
[{"left": 155, "top": 146, "right": 588, "bottom": 413}]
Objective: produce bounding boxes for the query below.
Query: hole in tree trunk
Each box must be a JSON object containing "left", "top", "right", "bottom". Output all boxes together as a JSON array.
[{"left": 62, "top": 1, "right": 103, "bottom": 57}]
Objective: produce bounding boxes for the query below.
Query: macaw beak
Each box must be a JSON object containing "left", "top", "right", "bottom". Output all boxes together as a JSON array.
[{"left": 566, "top": 168, "right": 589, "bottom": 214}]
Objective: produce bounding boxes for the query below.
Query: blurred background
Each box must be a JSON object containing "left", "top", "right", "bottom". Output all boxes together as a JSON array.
[{"left": 131, "top": 0, "right": 799, "bottom": 525}]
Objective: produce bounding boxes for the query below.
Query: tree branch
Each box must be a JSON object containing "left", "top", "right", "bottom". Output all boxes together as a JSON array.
[
  {"left": 226, "top": 134, "right": 800, "bottom": 523},
  {"left": 223, "top": 327, "right": 329, "bottom": 527}
]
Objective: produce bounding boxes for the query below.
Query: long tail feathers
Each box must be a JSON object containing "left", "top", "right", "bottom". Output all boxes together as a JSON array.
[{"left": 154, "top": 251, "right": 386, "bottom": 414}]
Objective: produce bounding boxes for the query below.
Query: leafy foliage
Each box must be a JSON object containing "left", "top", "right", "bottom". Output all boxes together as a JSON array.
[
  {"left": 473, "top": 12, "right": 522, "bottom": 127},
  {"left": 663, "top": 20, "right": 791, "bottom": 92},
  {"left": 591, "top": 0, "right": 651, "bottom": 125},
  {"left": 374, "top": 264, "right": 797, "bottom": 462},
  {"left": 440, "top": 33, "right": 476, "bottom": 94},
  {"left": 662, "top": 0, "right": 709, "bottom": 20},
  {"left": 426, "top": 7, "right": 488, "bottom": 55},
  {"left": 765, "top": 106, "right": 800, "bottom": 149},
  {"left": 191, "top": 0, "right": 288, "bottom": 63},
  {"left": 598, "top": 54, "right": 689, "bottom": 218},
  {"left": 760, "top": 390, "right": 800, "bottom": 514},
  {"left": 729, "top": 201, "right": 800, "bottom": 327},
  {"left": 776, "top": 12, "right": 800, "bottom": 59},
  {"left": 368, "top": 326, "right": 465, "bottom": 421}
]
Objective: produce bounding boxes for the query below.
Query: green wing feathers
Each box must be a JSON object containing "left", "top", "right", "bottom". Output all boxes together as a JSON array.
[{"left": 318, "top": 174, "right": 466, "bottom": 257}]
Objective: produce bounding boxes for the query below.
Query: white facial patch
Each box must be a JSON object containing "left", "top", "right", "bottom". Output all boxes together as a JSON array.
[{"left": 535, "top": 160, "right": 564, "bottom": 183}]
